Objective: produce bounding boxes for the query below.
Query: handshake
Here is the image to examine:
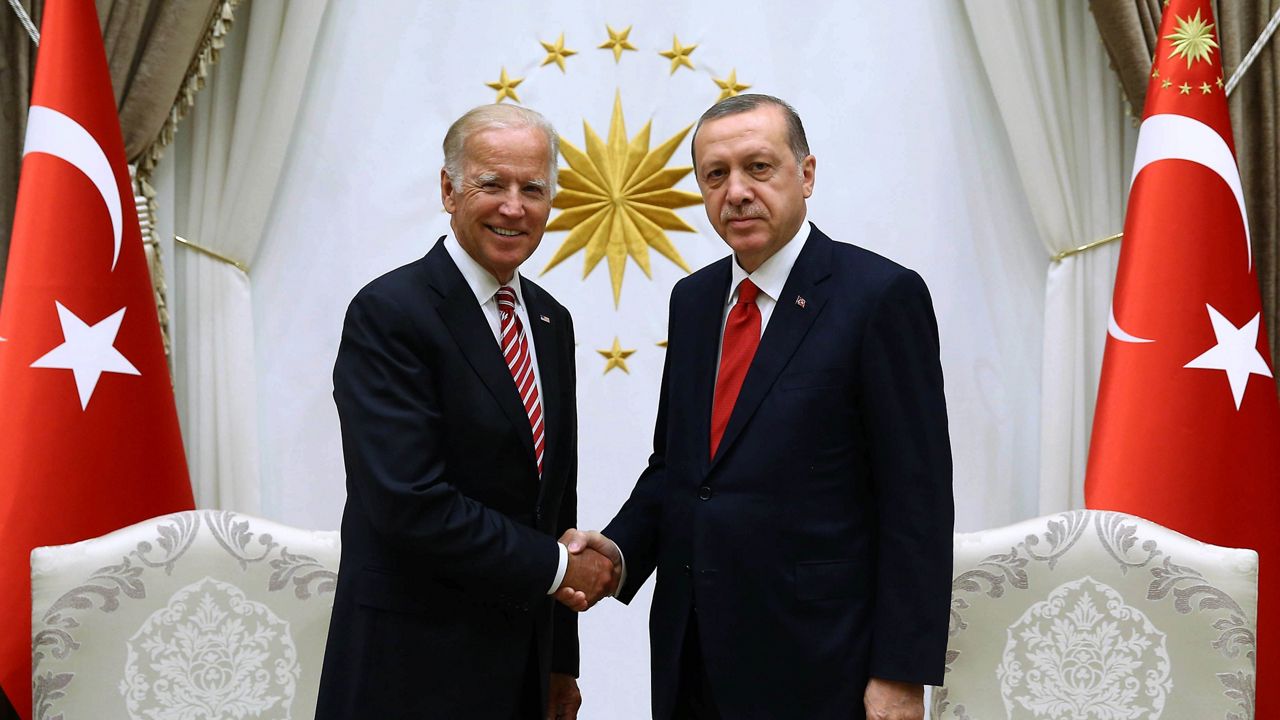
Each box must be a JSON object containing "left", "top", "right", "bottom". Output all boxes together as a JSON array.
[{"left": 553, "top": 529, "right": 621, "bottom": 612}]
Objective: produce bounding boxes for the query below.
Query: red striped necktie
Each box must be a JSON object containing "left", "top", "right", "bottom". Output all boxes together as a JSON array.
[
  {"left": 710, "top": 279, "right": 761, "bottom": 458},
  {"left": 496, "top": 286, "right": 545, "bottom": 475}
]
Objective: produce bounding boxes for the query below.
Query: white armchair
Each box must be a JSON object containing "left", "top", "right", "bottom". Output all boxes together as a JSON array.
[
  {"left": 30, "top": 510, "right": 339, "bottom": 720},
  {"left": 934, "top": 510, "right": 1257, "bottom": 720}
]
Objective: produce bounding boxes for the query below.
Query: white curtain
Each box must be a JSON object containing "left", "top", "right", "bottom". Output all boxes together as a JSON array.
[
  {"left": 166, "top": 0, "right": 329, "bottom": 511},
  {"left": 963, "top": 0, "right": 1135, "bottom": 513}
]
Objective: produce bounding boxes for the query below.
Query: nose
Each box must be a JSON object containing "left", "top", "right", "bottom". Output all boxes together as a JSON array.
[
  {"left": 498, "top": 188, "right": 525, "bottom": 217},
  {"left": 725, "top": 171, "right": 753, "bottom": 205}
]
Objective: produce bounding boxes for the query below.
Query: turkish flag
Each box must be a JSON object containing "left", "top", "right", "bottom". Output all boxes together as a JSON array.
[
  {"left": 1086, "top": 0, "right": 1280, "bottom": 714},
  {"left": 0, "top": 2, "right": 193, "bottom": 718}
]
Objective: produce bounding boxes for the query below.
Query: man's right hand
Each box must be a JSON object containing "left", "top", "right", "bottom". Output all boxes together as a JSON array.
[{"left": 555, "top": 546, "right": 618, "bottom": 611}]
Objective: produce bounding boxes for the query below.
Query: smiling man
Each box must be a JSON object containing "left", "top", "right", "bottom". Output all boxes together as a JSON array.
[
  {"left": 561, "top": 94, "right": 954, "bottom": 719},
  {"left": 316, "top": 104, "right": 616, "bottom": 720}
]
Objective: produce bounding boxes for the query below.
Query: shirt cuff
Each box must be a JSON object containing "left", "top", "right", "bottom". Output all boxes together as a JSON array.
[
  {"left": 547, "top": 542, "right": 569, "bottom": 594},
  {"left": 612, "top": 542, "right": 627, "bottom": 598}
]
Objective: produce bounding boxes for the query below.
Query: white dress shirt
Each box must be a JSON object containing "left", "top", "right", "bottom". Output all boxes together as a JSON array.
[
  {"left": 717, "top": 217, "right": 811, "bottom": 370},
  {"left": 443, "top": 236, "right": 568, "bottom": 594}
]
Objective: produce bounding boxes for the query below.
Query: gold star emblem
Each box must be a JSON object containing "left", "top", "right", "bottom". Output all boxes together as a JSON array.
[
  {"left": 656, "top": 340, "right": 668, "bottom": 348},
  {"left": 597, "top": 337, "right": 636, "bottom": 374},
  {"left": 713, "top": 69, "right": 751, "bottom": 101},
  {"left": 1166, "top": 9, "right": 1219, "bottom": 68},
  {"left": 599, "top": 24, "right": 638, "bottom": 63},
  {"left": 485, "top": 67, "right": 524, "bottom": 103},
  {"left": 1200, "top": 82, "right": 1213, "bottom": 94},
  {"left": 658, "top": 35, "right": 697, "bottom": 75},
  {"left": 543, "top": 91, "right": 703, "bottom": 306},
  {"left": 1178, "top": 82, "right": 1192, "bottom": 95},
  {"left": 540, "top": 33, "right": 578, "bottom": 72},
  {"left": 1152, "top": 67, "right": 1160, "bottom": 78},
  {"left": 1161, "top": 79, "right": 1173, "bottom": 89},
  {"left": 1217, "top": 75, "right": 1225, "bottom": 88}
]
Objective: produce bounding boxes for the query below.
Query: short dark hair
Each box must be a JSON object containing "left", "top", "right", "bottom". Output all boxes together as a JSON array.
[{"left": 690, "top": 94, "right": 810, "bottom": 168}]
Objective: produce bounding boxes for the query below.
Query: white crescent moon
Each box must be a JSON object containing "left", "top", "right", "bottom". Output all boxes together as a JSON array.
[
  {"left": 1109, "top": 113, "right": 1251, "bottom": 344},
  {"left": 22, "top": 105, "right": 123, "bottom": 271}
]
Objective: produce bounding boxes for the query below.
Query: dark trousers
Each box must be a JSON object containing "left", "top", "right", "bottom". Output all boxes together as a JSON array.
[
  {"left": 515, "top": 630, "right": 542, "bottom": 720},
  {"left": 673, "top": 613, "right": 722, "bottom": 719}
]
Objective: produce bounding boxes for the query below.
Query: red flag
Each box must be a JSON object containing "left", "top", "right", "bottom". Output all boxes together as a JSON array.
[
  {"left": 0, "top": 2, "right": 193, "bottom": 717},
  {"left": 1086, "top": 0, "right": 1280, "bottom": 714}
]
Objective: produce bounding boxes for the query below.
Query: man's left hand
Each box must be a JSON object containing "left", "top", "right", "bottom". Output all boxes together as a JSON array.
[
  {"left": 547, "top": 672, "right": 582, "bottom": 720},
  {"left": 863, "top": 677, "right": 924, "bottom": 720}
]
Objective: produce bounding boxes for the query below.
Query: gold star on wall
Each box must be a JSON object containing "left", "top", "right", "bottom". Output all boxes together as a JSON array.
[
  {"left": 486, "top": 67, "right": 524, "bottom": 103},
  {"left": 543, "top": 90, "right": 703, "bottom": 306},
  {"left": 1166, "top": 9, "right": 1219, "bottom": 68},
  {"left": 713, "top": 69, "right": 751, "bottom": 100},
  {"left": 656, "top": 340, "right": 668, "bottom": 348},
  {"left": 540, "top": 33, "right": 578, "bottom": 72},
  {"left": 1200, "top": 82, "right": 1213, "bottom": 94},
  {"left": 599, "top": 24, "right": 638, "bottom": 63},
  {"left": 659, "top": 35, "right": 697, "bottom": 74},
  {"left": 1179, "top": 82, "right": 1192, "bottom": 95},
  {"left": 597, "top": 337, "right": 636, "bottom": 374}
]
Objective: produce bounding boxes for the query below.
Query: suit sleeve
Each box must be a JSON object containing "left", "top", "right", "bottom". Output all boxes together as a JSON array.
[
  {"left": 552, "top": 307, "right": 580, "bottom": 676},
  {"left": 333, "top": 287, "right": 559, "bottom": 600},
  {"left": 601, "top": 298, "right": 675, "bottom": 604},
  {"left": 859, "top": 269, "right": 954, "bottom": 686}
]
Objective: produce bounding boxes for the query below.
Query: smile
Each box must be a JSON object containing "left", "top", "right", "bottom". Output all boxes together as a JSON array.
[{"left": 488, "top": 226, "right": 522, "bottom": 237}]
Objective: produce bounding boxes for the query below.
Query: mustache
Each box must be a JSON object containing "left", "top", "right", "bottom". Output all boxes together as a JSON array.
[{"left": 720, "top": 205, "right": 768, "bottom": 222}]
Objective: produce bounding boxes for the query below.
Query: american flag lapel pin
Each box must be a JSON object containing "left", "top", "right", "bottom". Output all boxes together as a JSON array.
[
  {"left": 795, "top": 295, "right": 806, "bottom": 309},
  {"left": 540, "top": 314, "right": 551, "bottom": 324}
]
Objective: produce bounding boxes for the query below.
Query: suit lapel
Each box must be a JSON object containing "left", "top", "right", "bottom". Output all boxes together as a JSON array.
[
  {"left": 690, "top": 259, "right": 733, "bottom": 475},
  {"left": 522, "top": 277, "right": 561, "bottom": 486},
  {"left": 709, "top": 230, "right": 833, "bottom": 471},
  {"left": 429, "top": 242, "right": 537, "bottom": 465}
]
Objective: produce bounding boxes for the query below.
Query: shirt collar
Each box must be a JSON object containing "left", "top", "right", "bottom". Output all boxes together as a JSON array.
[
  {"left": 443, "top": 234, "right": 526, "bottom": 307},
  {"left": 727, "top": 215, "right": 811, "bottom": 307}
]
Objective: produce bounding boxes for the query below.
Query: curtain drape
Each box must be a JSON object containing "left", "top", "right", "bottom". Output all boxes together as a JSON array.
[
  {"left": 1092, "top": 0, "right": 1280, "bottom": 389},
  {"left": 167, "top": 0, "right": 328, "bottom": 512},
  {"left": 0, "top": 0, "right": 219, "bottom": 292},
  {"left": 964, "top": 0, "right": 1135, "bottom": 512}
]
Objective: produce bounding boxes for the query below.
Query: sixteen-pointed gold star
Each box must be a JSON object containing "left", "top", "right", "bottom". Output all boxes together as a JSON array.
[
  {"left": 540, "top": 33, "right": 578, "bottom": 72},
  {"left": 599, "top": 25, "right": 638, "bottom": 63},
  {"left": 597, "top": 337, "right": 636, "bottom": 374},
  {"left": 486, "top": 67, "right": 524, "bottom": 103},
  {"left": 659, "top": 35, "right": 698, "bottom": 74},
  {"left": 1166, "top": 9, "right": 1219, "bottom": 68},
  {"left": 713, "top": 69, "right": 751, "bottom": 100},
  {"left": 543, "top": 91, "right": 703, "bottom": 306}
]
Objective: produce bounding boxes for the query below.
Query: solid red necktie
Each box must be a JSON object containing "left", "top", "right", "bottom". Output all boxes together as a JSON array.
[
  {"left": 496, "top": 286, "right": 545, "bottom": 475},
  {"left": 710, "top": 279, "right": 761, "bottom": 458}
]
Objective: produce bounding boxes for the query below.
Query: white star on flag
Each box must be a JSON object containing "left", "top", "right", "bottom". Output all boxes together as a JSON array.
[
  {"left": 29, "top": 301, "right": 140, "bottom": 410},
  {"left": 1183, "top": 303, "right": 1274, "bottom": 410}
]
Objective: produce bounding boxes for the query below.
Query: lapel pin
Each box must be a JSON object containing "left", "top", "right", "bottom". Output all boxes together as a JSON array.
[
  {"left": 795, "top": 296, "right": 806, "bottom": 309},
  {"left": 540, "top": 314, "right": 551, "bottom": 323}
]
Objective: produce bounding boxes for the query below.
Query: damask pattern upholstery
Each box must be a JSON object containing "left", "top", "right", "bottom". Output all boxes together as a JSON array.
[
  {"left": 933, "top": 510, "right": 1258, "bottom": 720},
  {"left": 30, "top": 511, "right": 339, "bottom": 720}
]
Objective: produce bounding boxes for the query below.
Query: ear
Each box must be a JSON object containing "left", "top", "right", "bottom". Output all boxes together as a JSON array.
[
  {"left": 441, "top": 167, "right": 457, "bottom": 213},
  {"left": 800, "top": 155, "right": 816, "bottom": 198}
]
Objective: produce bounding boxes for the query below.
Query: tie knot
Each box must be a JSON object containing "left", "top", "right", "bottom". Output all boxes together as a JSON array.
[
  {"left": 496, "top": 286, "right": 516, "bottom": 309},
  {"left": 737, "top": 279, "right": 760, "bottom": 305}
]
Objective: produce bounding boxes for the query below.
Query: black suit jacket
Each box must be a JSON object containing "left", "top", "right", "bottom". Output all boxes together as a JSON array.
[
  {"left": 316, "top": 239, "right": 578, "bottom": 719},
  {"left": 604, "top": 225, "right": 953, "bottom": 720}
]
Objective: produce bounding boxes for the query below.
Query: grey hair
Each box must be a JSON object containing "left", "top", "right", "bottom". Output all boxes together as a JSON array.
[
  {"left": 690, "top": 94, "right": 810, "bottom": 169},
  {"left": 442, "top": 104, "right": 560, "bottom": 193}
]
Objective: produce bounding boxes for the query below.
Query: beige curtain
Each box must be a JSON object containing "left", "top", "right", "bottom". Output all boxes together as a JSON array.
[
  {"left": 1092, "top": 0, "right": 1280, "bottom": 384},
  {"left": 0, "top": 0, "right": 218, "bottom": 292}
]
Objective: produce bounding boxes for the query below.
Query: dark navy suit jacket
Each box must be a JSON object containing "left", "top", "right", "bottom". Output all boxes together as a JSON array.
[
  {"left": 604, "top": 225, "right": 953, "bottom": 720},
  {"left": 316, "top": 239, "right": 578, "bottom": 719}
]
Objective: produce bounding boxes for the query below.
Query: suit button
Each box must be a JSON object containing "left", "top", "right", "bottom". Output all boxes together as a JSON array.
[
  {"left": 697, "top": 485, "right": 712, "bottom": 500},
  {"left": 683, "top": 564, "right": 692, "bottom": 576}
]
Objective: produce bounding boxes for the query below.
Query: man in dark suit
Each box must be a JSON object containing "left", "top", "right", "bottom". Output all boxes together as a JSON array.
[
  {"left": 316, "top": 104, "right": 616, "bottom": 720},
  {"left": 560, "top": 95, "right": 953, "bottom": 719}
]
